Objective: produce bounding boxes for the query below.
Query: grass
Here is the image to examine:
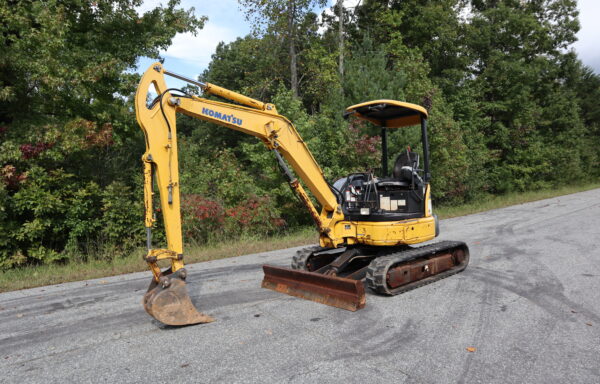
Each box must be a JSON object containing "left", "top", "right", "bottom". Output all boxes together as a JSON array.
[
  {"left": 0, "top": 228, "right": 317, "bottom": 293},
  {"left": 1, "top": 182, "right": 599, "bottom": 292}
]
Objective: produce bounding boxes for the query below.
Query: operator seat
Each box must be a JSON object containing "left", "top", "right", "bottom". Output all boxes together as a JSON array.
[{"left": 393, "top": 150, "right": 420, "bottom": 183}]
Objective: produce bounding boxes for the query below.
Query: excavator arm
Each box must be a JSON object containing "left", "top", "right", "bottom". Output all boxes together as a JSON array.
[{"left": 135, "top": 63, "right": 344, "bottom": 325}]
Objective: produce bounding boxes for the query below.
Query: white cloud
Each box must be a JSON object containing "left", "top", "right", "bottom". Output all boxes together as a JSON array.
[
  {"left": 135, "top": 0, "right": 165, "bottom": 15},
  {"left": 318, "top": 0, "right": 362, "bottom": 33},
  {"left": 573, "top": 0, "right": 600, "bottom": 72},
  {"left": 161, "top": 22, "right": 239, "bottom": 67},
  {"left": 135, "top": 0, "right": 246, "bottom": 70},
  {"left": 321, "top": 0, "right": 362, "bottom": 18}
]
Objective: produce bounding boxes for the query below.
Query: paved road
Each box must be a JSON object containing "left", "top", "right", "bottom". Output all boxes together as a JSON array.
[{"left": 1, "top": 189, "right": 600, "bottom": 383}]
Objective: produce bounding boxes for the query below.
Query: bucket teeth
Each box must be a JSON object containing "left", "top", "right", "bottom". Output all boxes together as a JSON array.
[
  {"left": 261, "top": 265, "right": 366, "bottom": 311},
  {"left": 143, "top": 276, "right": 215, "bottom": 326}
]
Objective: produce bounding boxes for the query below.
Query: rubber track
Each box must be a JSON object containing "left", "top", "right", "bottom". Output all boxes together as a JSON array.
[
  {"left": 365, "top": 240, "right": 469, "bottom": 296},
  {"left": 291, "top": 245, "right": 324, "bottom": 270}
]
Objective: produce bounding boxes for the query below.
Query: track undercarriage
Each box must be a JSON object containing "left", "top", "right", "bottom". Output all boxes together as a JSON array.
[{"left": 262, "top": 241, "right": 469, "bottom": 311}]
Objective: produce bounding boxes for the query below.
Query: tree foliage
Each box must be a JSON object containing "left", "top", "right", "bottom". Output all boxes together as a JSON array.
[
  {"left": 1, "top": 0, "right": 599, "bottom": 269},
  {"left": 238, "top": 0, "right": 327, "bottom": 96},
  {"left": 0, "top": 0, "right": 204, "bottom": 267}
]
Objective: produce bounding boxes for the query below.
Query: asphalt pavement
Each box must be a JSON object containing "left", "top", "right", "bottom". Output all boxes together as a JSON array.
[{"left": 1, "top": 189, "right": 599, "bottom": 383}]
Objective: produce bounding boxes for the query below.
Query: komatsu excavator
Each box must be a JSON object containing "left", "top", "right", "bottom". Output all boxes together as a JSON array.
[{"left": 135, "top": 63, "right": 469, "bottom": 325}]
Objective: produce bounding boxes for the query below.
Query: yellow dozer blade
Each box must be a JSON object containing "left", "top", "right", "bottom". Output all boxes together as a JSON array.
[{"left": 143, "top": 270, "right": 215, "bottom": 326}]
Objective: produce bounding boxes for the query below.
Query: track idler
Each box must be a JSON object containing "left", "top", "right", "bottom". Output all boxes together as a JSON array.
[{"left": 143, "top": 268, "right": 215, "bottom": 326}]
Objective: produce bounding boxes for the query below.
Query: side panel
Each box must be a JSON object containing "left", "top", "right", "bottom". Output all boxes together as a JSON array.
[{"left": 332, "top": 216, "right": 436, "bottom": 246}]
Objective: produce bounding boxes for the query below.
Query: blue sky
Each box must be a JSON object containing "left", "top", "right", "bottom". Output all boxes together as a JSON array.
[{"left": 137, "top": 0, "right": 600, "bottom": 85}]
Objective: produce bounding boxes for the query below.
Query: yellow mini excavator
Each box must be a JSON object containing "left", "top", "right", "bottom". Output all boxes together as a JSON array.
[{"left": 135, "top": 63, "right": 469, "bottom": 325}]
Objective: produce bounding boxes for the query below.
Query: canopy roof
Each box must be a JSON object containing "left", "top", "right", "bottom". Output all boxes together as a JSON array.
[{"left": 344, "top": 100, "right": 427, "bottom": 128}]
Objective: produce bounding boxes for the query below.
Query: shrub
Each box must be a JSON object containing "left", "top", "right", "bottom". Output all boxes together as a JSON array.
[
  {"left": 224, "top": 195, "right": 282, "bottom": 237},
  {"left": 181, "top": 194, "right": 224, "bottom": 243}
]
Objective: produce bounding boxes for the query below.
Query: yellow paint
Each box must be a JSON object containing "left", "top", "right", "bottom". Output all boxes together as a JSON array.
[
  {"left": 135, "top": 63, "right": 436, "bottom": 281},
  {"left": 345, "top": 99, "right": 428, "bottom": 128},
  {"left": 425, "top": 184, "right": 433, "bottom": 217},
  {"left": 327, "top": 216, "right": 435, "bottom": 247}
]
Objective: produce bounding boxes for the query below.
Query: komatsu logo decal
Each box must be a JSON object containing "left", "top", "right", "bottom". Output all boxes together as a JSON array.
[{"left": 201, "top": 107, "right": 243, "bottom": 126}]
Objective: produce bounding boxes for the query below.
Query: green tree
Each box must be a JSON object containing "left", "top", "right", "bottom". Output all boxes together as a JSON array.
[
  {"left": 203, "top": 35, "right": 282, "bottom": 100},
  {"left": 465, "top": 0, "right": 583, "bottom": 192},
  {"left": 238, "top": 0, "right": 327, "bottom": 97},
  {"left": 353, "top": 0, "right": 468, "bottom": 90},
  {"left": 0, "top": 0, "right": 205, "bottom": 267}
]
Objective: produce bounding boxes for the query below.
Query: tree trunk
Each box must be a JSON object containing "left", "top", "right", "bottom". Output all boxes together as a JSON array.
[
  {"left": 288, "top": 0, "right": 298, "bottom": 97},
  {"left": 338, "top": 0, "right": 344, "bottom": 77}
]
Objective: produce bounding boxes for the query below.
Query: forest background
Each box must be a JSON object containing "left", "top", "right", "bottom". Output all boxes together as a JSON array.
[{"left": 1, "top": 0, "right": 599, "bottom": 270}]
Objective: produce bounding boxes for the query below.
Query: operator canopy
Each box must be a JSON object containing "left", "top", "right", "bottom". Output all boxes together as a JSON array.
[{"left": 344, "top": 100, "right": 427, "bottom": 128}]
